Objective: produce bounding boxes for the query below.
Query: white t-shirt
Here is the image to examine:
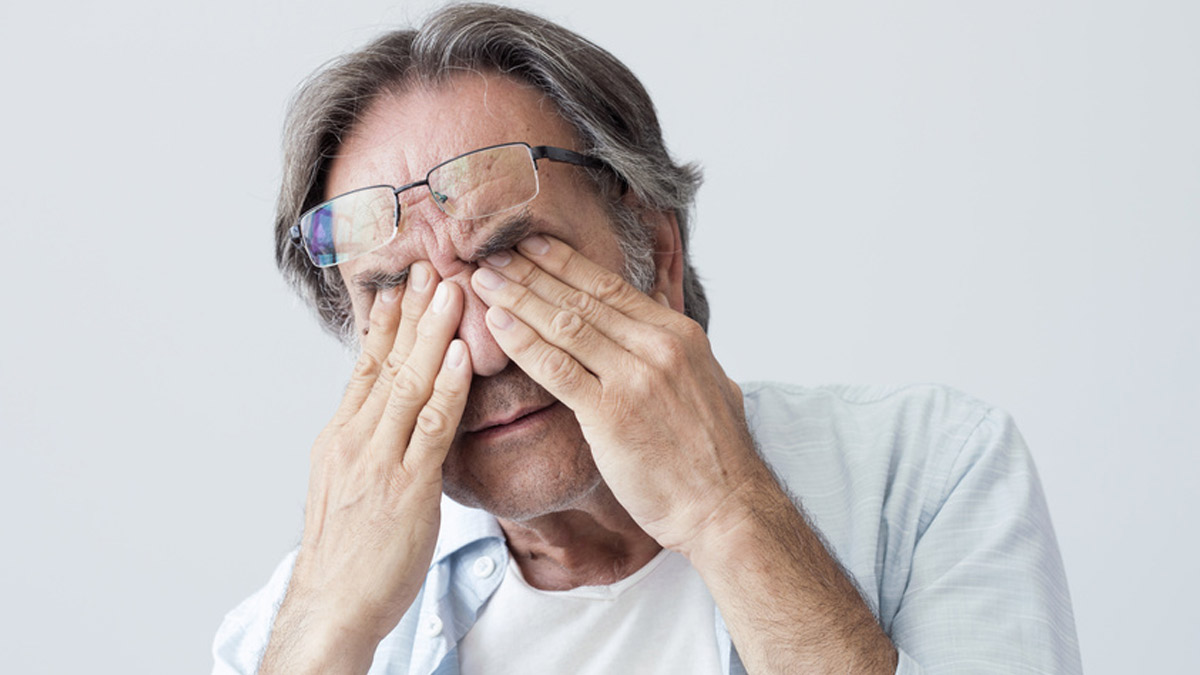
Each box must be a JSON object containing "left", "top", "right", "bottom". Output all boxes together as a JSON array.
[
  {"left": 214, "top": 384, "right": 1082, "bottom": 674},
  {"left": 458, "top": 548, "right": 722, "bottom": 675}
]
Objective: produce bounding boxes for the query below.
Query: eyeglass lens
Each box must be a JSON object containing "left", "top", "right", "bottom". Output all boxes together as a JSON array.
[
  {"left": 299, "top": 143, "right": 542, "bottom": 267},
  {"left": 299, "top": 186, "right": 398, "bottom": 267},
  {"left": 428, "top": 144, "right": 539, "bottom": 219}
]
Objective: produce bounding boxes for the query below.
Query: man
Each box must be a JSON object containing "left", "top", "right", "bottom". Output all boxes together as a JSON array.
[{"left": 214, "top": 4, "right": 1081, "bottom": 674}]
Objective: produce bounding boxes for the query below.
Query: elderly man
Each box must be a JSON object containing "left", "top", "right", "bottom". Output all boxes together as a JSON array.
[{"left": 214, "top": 4, "right": 1080, "bottom": 674}]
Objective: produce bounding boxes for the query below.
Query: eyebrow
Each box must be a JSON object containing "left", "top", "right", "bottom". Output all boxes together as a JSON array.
[
  {"left": 468, "top": 213, "right": 537, "bottom": 262},
  {"left": 349, "top": 212, "right": 539, "bottom": 293},
  {"left": 352, "top": 267, "right": 409, "bottom": 293}
]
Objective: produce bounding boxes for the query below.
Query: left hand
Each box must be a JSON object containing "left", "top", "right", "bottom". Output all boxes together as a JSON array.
[{"left": 470, "top": 235, "right": 771, "bottom": 554}]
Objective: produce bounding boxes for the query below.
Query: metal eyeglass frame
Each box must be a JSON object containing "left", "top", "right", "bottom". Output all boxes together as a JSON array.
[{"left": 288, "top": 142, "right": 605, "bottom": 266}]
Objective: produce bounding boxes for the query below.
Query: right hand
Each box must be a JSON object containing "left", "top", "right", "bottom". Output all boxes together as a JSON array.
[{"left": 261, "top": 262, "right": 472, "bottom": 673}]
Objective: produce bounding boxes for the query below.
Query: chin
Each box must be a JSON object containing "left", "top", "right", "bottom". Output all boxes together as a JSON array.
[
  {"left": 441, "top": 404, "right": 603, "bottom": 521},
  {"left": 443, "top": 468, "right": 605, "bottom": 522}
]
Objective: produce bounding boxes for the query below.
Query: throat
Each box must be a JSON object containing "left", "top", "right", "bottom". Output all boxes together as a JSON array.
[
  {"left": 513, "top": 542, "right": 663, "bottom": 591},
  {"left": 499, "top": 507, "right": 663, "bottom": 591}
]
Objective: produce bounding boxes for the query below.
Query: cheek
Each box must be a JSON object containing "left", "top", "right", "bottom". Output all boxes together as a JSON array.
[
  {"left": 572, "top": 221, "right": 630, "bottom": 277},
  {"left": 539, "top": 188, "right": 628, "bottom": 272}
]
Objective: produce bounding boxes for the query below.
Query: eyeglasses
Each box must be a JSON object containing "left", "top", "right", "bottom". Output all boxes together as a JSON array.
[{"left": 289, "top": 142, "right": 604, "bottom": 267}]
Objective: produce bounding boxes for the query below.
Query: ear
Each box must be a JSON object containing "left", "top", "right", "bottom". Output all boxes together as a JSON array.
[{"left": 647, "top": 208, "right": 686, "bottom": 314}]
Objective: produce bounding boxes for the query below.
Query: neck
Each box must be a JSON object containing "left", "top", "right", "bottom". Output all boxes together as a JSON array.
[{"left": 497, "top": 483, "right": 662, "bottom": 591}]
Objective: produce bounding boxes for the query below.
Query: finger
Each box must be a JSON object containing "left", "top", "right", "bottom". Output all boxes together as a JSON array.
[
  {"left": 517, "top": 234, "right": 674, "bottom": 325},
  {"left": 334, "top": 284, "right": 403, "bottom": 421},
  {"left": 477, "top": 248, "right": 645, "bottom": 348},
  {"left": 364, "top": 281, "right": 465, "bottom": 460},
  {"left": 484, "top": 305, "right": 602, "bottom": 412},
  {"left": 363, "top": 262, "right": 438, "bottom": 406},
  {"left": 472, "top": 263, "right": 632, "bottom": 377},
  {"left": 401, "top": 339, "right": 472, "bottom": 472}
]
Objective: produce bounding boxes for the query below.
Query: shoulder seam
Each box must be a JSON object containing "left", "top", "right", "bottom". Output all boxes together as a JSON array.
[{"left": 924, "top": 405, "right": 999, "bottom": 534}]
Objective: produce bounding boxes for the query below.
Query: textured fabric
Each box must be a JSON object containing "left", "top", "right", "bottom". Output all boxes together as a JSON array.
[{"left": 213, "top": 382, "right": 1081, "bottom": 674}]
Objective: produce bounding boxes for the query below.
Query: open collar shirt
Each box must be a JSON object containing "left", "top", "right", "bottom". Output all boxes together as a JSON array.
[{"left": 213, "top": 382, "right": 1082, "bottom": 674}]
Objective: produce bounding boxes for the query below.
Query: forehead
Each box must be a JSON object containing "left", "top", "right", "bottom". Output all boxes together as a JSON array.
[{"left": 326, "top": 72, "right": 581, "bottom": 194}]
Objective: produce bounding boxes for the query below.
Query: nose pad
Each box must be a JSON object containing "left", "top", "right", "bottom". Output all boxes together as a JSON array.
[{"left": 442, "top": 266, "right": 511, "bottom": 377}]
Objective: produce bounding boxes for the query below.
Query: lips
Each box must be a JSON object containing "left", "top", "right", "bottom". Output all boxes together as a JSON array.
[
  {"left": 458, "top": 363, "right": 560, "bottom": 437},
  {"left": 465, "top": 401, "right": 556, "bottom": 434}
]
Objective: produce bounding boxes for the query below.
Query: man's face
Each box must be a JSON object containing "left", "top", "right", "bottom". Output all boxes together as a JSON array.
[{"left": 325, "top": 73, "right": 632, "bottom": 520}]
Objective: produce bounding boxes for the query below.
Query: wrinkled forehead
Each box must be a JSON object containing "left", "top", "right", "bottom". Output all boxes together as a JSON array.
[{"left": 324, "top": 71, "right": 583, "bottom": 199}]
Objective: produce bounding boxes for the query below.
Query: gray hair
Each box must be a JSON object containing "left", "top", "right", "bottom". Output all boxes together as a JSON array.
[{"left": 274, "top": 3, "right": 707, "bottom": 344}]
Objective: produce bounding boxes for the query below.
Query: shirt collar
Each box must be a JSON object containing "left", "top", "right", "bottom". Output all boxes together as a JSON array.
[{"left": 432, "top": 494, "right": 506, "bottom": 564}]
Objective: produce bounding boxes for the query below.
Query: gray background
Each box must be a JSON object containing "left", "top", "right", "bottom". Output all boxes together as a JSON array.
[{"left": 1, "top": 0, "right": 1196, "bottom": 672}]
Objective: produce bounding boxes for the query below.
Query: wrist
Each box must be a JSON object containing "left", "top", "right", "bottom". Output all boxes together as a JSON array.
[
  {"left": 260, "top": 585, "right": 386, "bottom": 675},
  {"left": 684, "top": 468, "right": 797, "bottom": 570}
]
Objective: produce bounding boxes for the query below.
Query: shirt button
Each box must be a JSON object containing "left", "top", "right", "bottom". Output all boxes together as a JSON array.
[
  {"left": 422, "top": 615, "right": 443, "bottom": 637},
  {"left": 472, "top": 556, "right": 497, "bottom": 578}
]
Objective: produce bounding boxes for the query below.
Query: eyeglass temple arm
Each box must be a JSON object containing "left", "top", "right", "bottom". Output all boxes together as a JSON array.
[{"left": 531, "top": 145, "right": 604, "bottom": 169}]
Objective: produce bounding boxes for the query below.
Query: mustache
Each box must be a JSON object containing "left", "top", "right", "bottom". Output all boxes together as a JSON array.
[{"left": 458, "top": 362, "right": 557, "bottom": 431}]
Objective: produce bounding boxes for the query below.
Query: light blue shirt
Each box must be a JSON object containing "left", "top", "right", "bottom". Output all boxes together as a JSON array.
[{"left": 213, "top": 382, "right": 1081, "bottom": 673}]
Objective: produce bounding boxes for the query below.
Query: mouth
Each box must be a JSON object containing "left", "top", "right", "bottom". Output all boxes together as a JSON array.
[{"left": 464, "top": 401, "right": 560, "bottom": 438}]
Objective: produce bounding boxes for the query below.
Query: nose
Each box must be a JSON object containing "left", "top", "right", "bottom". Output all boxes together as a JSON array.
[
  {"left": 430, "top": 257, "right": 511, "bottom": 377},
  {"left": 398, "top": 193, "right": 511, "bottom": 377}
]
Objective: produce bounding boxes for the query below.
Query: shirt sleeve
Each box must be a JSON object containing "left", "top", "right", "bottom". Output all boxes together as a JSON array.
[
  {"left": 211, "top": 550, "right": 297, "bottom": 675},
  {"left": 887, "top": 407, "right": 1081, "bottom": 674},
  {"left": 894, "top": 648, "right": 926, "bottom": 674}
]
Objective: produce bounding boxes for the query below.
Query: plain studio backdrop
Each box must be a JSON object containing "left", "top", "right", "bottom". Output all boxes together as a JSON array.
[{"left": 1, "top": 0, "right": 1195, "bottom": 672}]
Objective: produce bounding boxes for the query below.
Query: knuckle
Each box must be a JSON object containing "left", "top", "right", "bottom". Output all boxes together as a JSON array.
[
  {"left": 351, "top": 351, "right": 382, "bottom": 380},
  {"left": 508, "top": 284, "right": 539, "bottom": 315},
  {"left": 511, "top": 261, "right": 541, "bottom": 287},
  {"left": 592, "top": 271, "right": 627, "bottom": 302},
  {"left": 675, "top": 316, "right": 706, "bottom": 342},
  {"left": 384, "top": 468, "right": 418, "bottom": 494},
  {"left": 539, "top": 348, "right": 580, "bottom": 390},
  {"left": 390, "top": 362, "right": 429, "bottom": 404},
  {"left": 650, "top": 330, "right": 688, "bottom": 365},
  {"left": 396, "top": 303, "right": 422, "bottom": 329},
  {"left": 381, "top": 394, "right": 411, "bottom": 423},
  {"left": 314, "top": 430, "right": 356, "bottom": 465},
  {"left": 564, "top": 289, "right": 600, "bottom": 317},
  {"left": 726, "top": 378, "right": 747, "bottom": 411},
  {"left": 415, "top": 405, "right": 453, "bottom": 439},
  {"left": 627, "top": 360, "right": 660, "bottom": 395},
  {"left": 550, "top": 310, "right": 589, "bottom": 343},
  {"left": 555, "top": 247, "right": 581, "bottom": 275},
  {"left": 382, "top": 350, "right": 406, "bottom": 379},
  {"left": 369, "top": 303, "right": 395, "bottom": 332}
]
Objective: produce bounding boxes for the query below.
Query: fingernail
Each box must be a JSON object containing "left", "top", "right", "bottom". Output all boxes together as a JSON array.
[
  {"left": 411, "top": 263, "right": 430, "bottom": 292},
  {"left": 474, "top": 267, "right": 506, "bottom": 290},
  {"left": 488, "top": 306, "right": 514, "bottom": 330},
  {"left": 484, "top": 251, "right": 511, "bottom": 267},
  {"left": 446, "top": 340, "right": 466, "bottom": 368},
  {"left": 381, "top": 286, "right": 401, "bottom": 303},
  {"left": 519, "top": 235, "right": 550, "bottom": 256},
  {"left": 432, "top": 282, "right": 450, "bottom": 313}
]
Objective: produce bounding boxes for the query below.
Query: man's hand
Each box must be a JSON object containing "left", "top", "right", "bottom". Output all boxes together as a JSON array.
[
  {"left": 260, "top": 263, "right": 472, "bottom": 675},
  {"left": 471, "top": 236, "right": 898, "bottom": 673},
  {"left": 469, "top": 235, "right": 768, "bottom": 555}
]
